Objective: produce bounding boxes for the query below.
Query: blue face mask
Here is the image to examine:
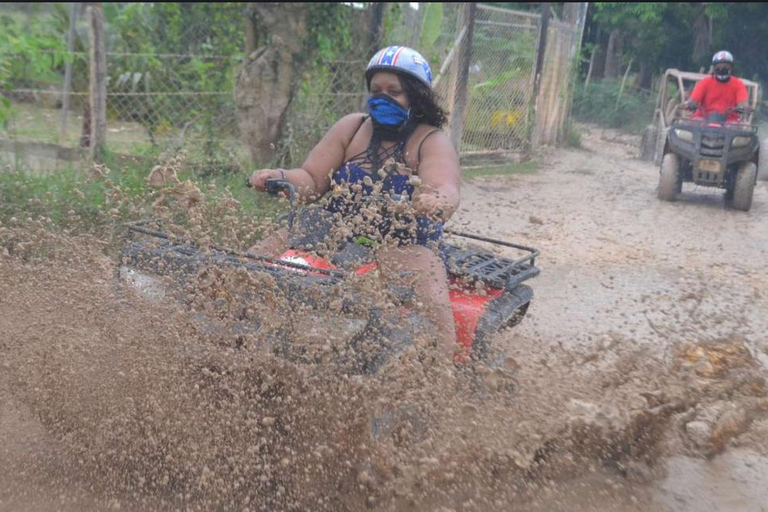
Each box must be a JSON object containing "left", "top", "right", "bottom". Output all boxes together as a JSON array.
[{"left": 367, "top": 94, "right": 410, "bottom": 127}]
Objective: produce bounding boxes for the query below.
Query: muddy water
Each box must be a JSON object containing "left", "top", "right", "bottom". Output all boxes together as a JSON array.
[{"left": 2, "top": 125, "right": 768, "bottom": 511}]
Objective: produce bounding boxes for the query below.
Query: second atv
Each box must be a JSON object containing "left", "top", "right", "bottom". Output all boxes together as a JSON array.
[{"left": 658, "top": 104, "right": 758, "bottom": 210}]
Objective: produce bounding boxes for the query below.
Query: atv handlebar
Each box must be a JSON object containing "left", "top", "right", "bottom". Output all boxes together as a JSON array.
[
  {"left": 262, "top": 178, "right": 297, "bottom": 230},
  {"left": 673, "top": 102, "right": 754, "bottom": 122}
]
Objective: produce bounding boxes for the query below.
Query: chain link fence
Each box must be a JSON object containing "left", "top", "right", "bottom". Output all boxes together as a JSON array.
[
  {"left": 1, "top": 3, "right": 582, "bottom": 174},
  {"left": 458, "top": 4, "right": 539, "bottom": 154}
]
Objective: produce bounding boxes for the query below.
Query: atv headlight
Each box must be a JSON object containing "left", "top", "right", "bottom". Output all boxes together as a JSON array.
[
  {"left": 732, "top": 136, "right": 752, "bottom": 148},
  {"left": 674, "top": 129, "right": 693, "bottom": 142}
]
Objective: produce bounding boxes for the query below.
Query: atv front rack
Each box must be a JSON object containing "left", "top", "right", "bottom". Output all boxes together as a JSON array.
[{"left": 122, "top": 220, "right": 540, "bottom": 292}]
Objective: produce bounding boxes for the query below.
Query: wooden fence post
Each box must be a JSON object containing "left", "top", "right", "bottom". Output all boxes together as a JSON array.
[
  {"left": 532, "top": 2, "right": 551, "bottom": 103},
  {"left": 449, "top": 2, "right": 476, "bottom": 152},
  {"left": 59, "top": 2, "right": 79, "bottom": 145},
  {"left": 87, "top": 3, "right": 107, "bottom": 161}
]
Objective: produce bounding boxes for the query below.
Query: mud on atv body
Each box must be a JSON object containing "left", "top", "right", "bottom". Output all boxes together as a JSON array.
[{"left": 119, "top": 182, "right": 539, "bottom": 374}]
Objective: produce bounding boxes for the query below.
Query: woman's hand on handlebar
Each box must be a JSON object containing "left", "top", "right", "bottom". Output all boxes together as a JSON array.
[
  {"left": 413, "top": 191, "right": 450, "bottom": 220},
  {"left": 248, "top": 169, "right": 286, "bottom": 191}
]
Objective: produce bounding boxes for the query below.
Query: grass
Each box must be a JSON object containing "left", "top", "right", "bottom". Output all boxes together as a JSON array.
[
  {"left": 572, "top": 79, "right": 655, "bottom": 135},
  {"left": 0, "top": 149, "right": 285, "bottom": 243},
  {"left": 563, "top": 122, "right": 582, "bottom": 149},
  {"left": 462, "top": 160, "right": 538, "bottom": 179}
]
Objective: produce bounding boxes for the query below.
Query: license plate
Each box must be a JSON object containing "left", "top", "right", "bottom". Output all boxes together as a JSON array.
[{"left": 698, "top": 159, "right": 722, "bottom": 173}]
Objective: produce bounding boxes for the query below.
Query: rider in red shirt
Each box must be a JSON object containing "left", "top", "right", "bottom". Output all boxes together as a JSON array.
[{"left": 683, "top": 51, "right": 749, "bottom": 123}]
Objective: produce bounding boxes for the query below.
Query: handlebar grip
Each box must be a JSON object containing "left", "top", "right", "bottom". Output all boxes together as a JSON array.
[{"left": 264, "top": 178, "right": 287, "bottom": 196}]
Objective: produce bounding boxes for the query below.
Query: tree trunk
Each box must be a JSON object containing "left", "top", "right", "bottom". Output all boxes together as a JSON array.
[
  {"left": 234, "top": 4, "right": 308, "bottom": 165},
  {"left": 87, "top": 3, "right": 107, "bottom": 160},
  {"left": 635, "top": 59, "right": 653, "bottom": 91},
  {"left": 584, "top": 45, "right": 596, "bottom": 91},
  {"left": 692, "top": 3, "right": 711, "bottom": 66},
  {"left": 604, "top": 29, "right": 622, "bottom": 79},
  {"left": 592, "top": 29, "right": 607, "bottom": 80},
  {"left": 368, "top": 3, "right": 385, "bottom": 54},
  {"left": 563, "top": 2, "right": 579, "bottom": 24},
  {"left": 80, "top": 102, "right": 91, "bottom": 148},
  {"left": 244, "top": 7, "right": 257, "bottom": 56}
]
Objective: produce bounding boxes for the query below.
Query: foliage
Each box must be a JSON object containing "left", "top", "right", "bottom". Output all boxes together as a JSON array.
[
  {"left": 572, "top": 79, "right": 654, "bottom": 133},
  {"left": 587, "top": 3, "right": 768, "bottom": 84},
  {"left": 306, "top": 3, "right": 356, "bottom": 63},
  {"left": 0, "top": 53, "right": 10, "bottom": 127},
  {"left": 711, "top": 3, "right": 768, "bottom": 83},
  {"left": 563, "top": 122, "right": 582, "bottom": 149},
  {"left": 419, "top": 3, "right": 444, "bottom": 53},
  {"left": 0, "top": 8, "right": 71, "bottom": 87}
]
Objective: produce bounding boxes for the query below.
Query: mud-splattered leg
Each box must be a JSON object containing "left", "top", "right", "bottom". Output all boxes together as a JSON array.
[{"left": 377, "top": 243, "right": 457, "bottom": 361}]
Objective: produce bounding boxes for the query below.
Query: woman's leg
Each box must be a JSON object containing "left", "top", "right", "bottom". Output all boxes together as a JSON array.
[{"left": 376, "top": 243, "right": 457, "bottom": 361}]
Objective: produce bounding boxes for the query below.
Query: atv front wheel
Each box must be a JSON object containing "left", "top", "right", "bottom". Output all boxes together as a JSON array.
[
  {"left": 658, "top": 153, "right": 681, "bottom": 201},
  {"left": 639, "top": 124, "right": 657, "bottom": 162},
  {"left": 758, "top": 138, "right": 768, "bottom": 182},
  {"left": 731, "top": 162, "right": 757, "bottom": 211}
]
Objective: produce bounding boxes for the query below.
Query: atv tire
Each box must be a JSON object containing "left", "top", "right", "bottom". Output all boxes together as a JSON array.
[
  {"left": 639, "top": 124, "right": 657, "bottom": 161},
  {"left": 653, "top": 125, "right": 669, "bottom": 167},
  {"left": 658, "top": 153, "right": 681, "bottom": 201},
  {"left": 758, "top": 138, "right": 768, "bottom": 182},
  {"left": 731, "top": 162, "right": 757, "bottom": 212}
]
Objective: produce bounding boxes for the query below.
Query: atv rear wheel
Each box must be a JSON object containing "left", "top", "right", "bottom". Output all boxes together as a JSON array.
[
  {"left": 658, "top": 153, "right": 681, "bottom": 201},
  {"left": 639, "top": 124, "right": 657, "bottom": 161},
  {"left": 653, "top": 125, "right": 668, "bottom": 167},
  {"left": 731, "top": 162, "right": 757, "bottom": 212},
  {"left": 503, "top": 302, "right": 530, "bottom": 329},
  {"left": 758, "top": 138, "right": 768, "bottom": 182}
]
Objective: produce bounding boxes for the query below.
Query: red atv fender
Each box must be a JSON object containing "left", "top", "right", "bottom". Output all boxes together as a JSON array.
[{"left": 269, "top": 247, "right": 535, "bottom": 365}]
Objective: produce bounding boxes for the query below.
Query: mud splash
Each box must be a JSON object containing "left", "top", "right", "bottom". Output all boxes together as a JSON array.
[{"left": 3, "top": 130, "right": 768, "bottom": 511}]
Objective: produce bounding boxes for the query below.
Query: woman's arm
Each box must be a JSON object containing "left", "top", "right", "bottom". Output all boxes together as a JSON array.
[
  {"left": 248, "top": 114, "right": 365, "bottom": 202},
  {"left": 411, "top": 130, "right": 461, "bottom": 220}
]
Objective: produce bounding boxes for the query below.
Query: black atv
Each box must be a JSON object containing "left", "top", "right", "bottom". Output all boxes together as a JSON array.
[{"left": 658, "top": 105, "right": 759, "bottom": 211}]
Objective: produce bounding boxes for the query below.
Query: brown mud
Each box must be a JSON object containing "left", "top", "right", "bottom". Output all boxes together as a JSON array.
[{"left": 2, "top": 124, "right": 768, "bottom": 511}]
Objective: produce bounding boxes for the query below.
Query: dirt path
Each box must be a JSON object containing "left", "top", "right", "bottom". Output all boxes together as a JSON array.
[
  {"left": 2, "top": 124, "right": 768, "bottom": 511},
  {"left": 454, "top": 124, "right": 768, "bottom": 511}
]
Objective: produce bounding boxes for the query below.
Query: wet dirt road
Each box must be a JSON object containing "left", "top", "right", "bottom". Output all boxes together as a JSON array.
[
  {"left": 2, "top": 124, "right": 768, "bottom": 511},
  {"left": 454, "top": 124, "right": 768, "bottom": 511}
]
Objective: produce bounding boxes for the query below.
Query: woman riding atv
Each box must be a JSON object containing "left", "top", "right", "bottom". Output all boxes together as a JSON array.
[{"left": 247, "top": 46, "right": 461, "bottom": 361}]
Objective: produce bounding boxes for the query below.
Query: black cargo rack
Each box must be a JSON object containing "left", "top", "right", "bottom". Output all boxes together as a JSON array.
[
  {"left": 442, "top": 229, "right": 540, "bottom": 290},
  {"left": 123, "top": 220, "right": 540, "bottom": 291}
]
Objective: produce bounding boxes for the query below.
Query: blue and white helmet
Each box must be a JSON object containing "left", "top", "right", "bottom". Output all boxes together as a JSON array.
[
  {"left": 712, "top": 50, "right": 734, "bottom": 65},
  {"left": 365, "top": 46, "right": 434, "bottom": 90}
]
